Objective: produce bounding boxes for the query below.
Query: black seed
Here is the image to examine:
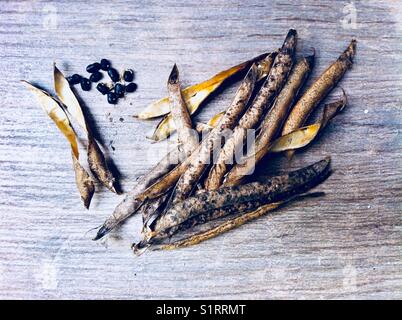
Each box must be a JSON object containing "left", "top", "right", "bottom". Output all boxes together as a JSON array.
[
  {"left": 100, "top": 59, "right": 111, "bottom": 71},
  {"left": 96, "top": 83, "right": 109, "bottom": 95},
  {"left": 90, "top": 71, "right": 103, "bottom": 82},
  {"left": 108, "top": 68, "right": 120, "bottom": 82},
  {"left": 123, "top": 69, "right": 134, "bottom": 82},
  {"left": 125, "top": 82, "right": 137, "bottom": 93},
  {"left": 114, "top": 83, "right": 125, "bottom": 97},
  {"left": 67, "top": 74, "right": 81, "bottom": 85},
  {"left": 86, "top": 62, "right": 101, "bottom": 73},
  {"left": 107, "top": 92, "right": 118, "bottom": 104},
  {"left": 80, "top": 77, "right": 91, "bottom": 91}
]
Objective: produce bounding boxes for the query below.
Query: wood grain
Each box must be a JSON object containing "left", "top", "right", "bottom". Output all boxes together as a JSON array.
[{"left": 0, "top": 0, "right": 401, "bottom": 299}]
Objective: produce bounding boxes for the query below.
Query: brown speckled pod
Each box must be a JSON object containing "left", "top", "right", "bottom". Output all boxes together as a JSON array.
[{"left": 205, "top": 29, "right": 297, "bottom": 190}]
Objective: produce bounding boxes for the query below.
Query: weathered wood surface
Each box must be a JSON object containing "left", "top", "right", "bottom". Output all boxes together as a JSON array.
[{"left": 0, "top": 0, "right": 401, "bottom": 299}]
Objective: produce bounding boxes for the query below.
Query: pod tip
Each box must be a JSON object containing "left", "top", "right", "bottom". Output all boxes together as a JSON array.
[
  {"left": 168, "top": 64, "right": 179, "bottom": 84},
  {"left": 131, "top": 241, "right": 149, "bottom": 256},
  {"left": 93, "top": 225, "right": 109, "bottom": 241},
  {"left": 305, "top": 48, "right": 316, "bottom": 67},
  {"left": 288, "top": 28, "right": 297, "bottom": 37}
]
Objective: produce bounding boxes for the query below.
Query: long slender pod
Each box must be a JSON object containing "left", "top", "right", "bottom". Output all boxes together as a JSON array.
[
  {"left": 167, "top": 64, "right": 199, "bottom": 156},
  {"left": 170, "top": 63, "right": 259, "bottom": 203},
  {"left": 147, "top": 157, "right": 330, "bottom": 238},
  {"left": 222, "top": 55, "right": 315, "bottom": 186},
  {"left": 205, "top": 29, "right": 297, "bottom": 190},
  {"left": 282, "top": 40, "right": 356, "bottom": 158}
]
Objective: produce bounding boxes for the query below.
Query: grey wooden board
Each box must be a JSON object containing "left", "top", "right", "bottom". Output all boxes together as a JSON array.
[{"left": 0, "top": 0, "right": 401, "bottom": 299}]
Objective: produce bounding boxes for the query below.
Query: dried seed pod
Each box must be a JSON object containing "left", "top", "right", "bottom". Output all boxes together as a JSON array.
[
  {"left": 135, "top": 52, "right": 270, "bottom": 120},
  {"left": 144, "top": 52, "right": 276, "bottom": 141},
  {"left": 94, "top": 113, "right": 220, "bottom": 240},
  {"left": 72, "top": 152, "right": 95, "bottom": 209},
  {"left": 54, "top": 64, "right": 119, "bottom": 194},
  {"left": 147, "top": 157, "right": 330, "bottom": 238},
  {"left": 87, "top": 135, "right": 118, "bottom": 193},
  {"left": 93, "top": 146, "right": 181, "bottom": 240},
  {"left": 223, "top": 54, "right": 315, "bottom": 186},
  {"left": 167, "top": 64, "right": 199, "bottom": 156},
  {"left": 134, "top": 140, "right": 204, "bottom": 202},
  {"left": 171, "top": 64, "right": 259, "bottom": 203},
  {"left": 205, "top": 29, "right": 297, "bottom": 190},
  {"left": 194, "top": 111, "right": 225, "bottom": 133},
  {"left": 23, "top": 81, "right": 95, "bottom": 209},
  {"left": 156, "top": 192, "right": 326, "bottom": 250},
  {"left": 152, "top": 202, "right": 284, "bottom": 251},
  {"left": 54, "top": 64, "right": 88, "bottom": 132},
  {"left": 224, "top": 93, "right": 347, "bottom": 187},
  {"left": 147, "top": 197, "right": 267, "bottom": 244},
  {"left": 282, "top": 40, "right": 356, "bottom": 157}
]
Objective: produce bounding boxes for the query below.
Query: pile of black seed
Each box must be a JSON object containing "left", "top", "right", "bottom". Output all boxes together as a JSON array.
[{"left": 66, "top": 59, "right": 137, "bottom": 105}]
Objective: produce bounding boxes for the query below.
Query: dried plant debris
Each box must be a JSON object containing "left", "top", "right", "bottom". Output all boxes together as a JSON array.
[
  {"left": 144, "top": 52, "right": 274, "bottom": 141},
  {"left": 205, "top": 29, "right": 298, "bottom": 190},
  {"left": 54, "top": 64, "right": 119, "bottom": 194},
  {"left": 23, "top": 81, "right": 95, "bottom": 208}
]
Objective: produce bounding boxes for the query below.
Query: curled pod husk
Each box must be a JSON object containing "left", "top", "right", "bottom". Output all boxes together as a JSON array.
[
  {"left": 167, "top": 64, "right": 199, "bottom": 156},
  {"left": 147, "top": 52, "right": 275, "bottom": 141},
  {"left": 87, "top": 135, "right": 118, "bottom": 194},
  {"left": 136, "top": 52, "right": 270, "bottom": 120},
  {"left": 23, "top": 81, "right": 95, "bottom": 209},
  {"left": 205, "top": 29, "right": 298, "bottom": 190},
  {"left": 72, "top": 152, "right": 95, "bottom": 208},
  {"left": 282, "top": 40, "right": 356, "bottom": 157},
  {"left": 147, "top": 157, "right": 331, "bottom": 239},
  {"left": 54, "top": 64, "right": 88, "bottom": 132},
  {"left": 54, "top": 64, "right": 119, "bottom": 194},
  {"left": 170, "top": 64, "right": 259, "bottom": 203}
]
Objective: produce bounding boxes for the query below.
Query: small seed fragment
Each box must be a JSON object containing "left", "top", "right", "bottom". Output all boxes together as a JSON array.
[
  {"left": 107, "top": 92, "right": 118, "bottom": 104},
  {"left": 67, "top": 74, "right": 81, "bottom": 85},
  {"left": 123, "top": 69, "right": 134, "bottom": 82},
  {"left": 90, "top": 71, "right": 103, "bottom": 83},
  {"left": 96, "top": 83, "right": 109, "bottom": 95},
  {"left": 108, "top": 68, "right": 120, "bottom": 82},
  {"left": 125, "top": 82, "right": 137, "bottom": 93},
  {"left": 80, "top": 77, "right": 91, "bottom": 91},
  {"left": 100, "top": 59, "right": 111, "bottom": 71},
  {"left": 86, "top": 62, "right": 101, "bottom": 73}
]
